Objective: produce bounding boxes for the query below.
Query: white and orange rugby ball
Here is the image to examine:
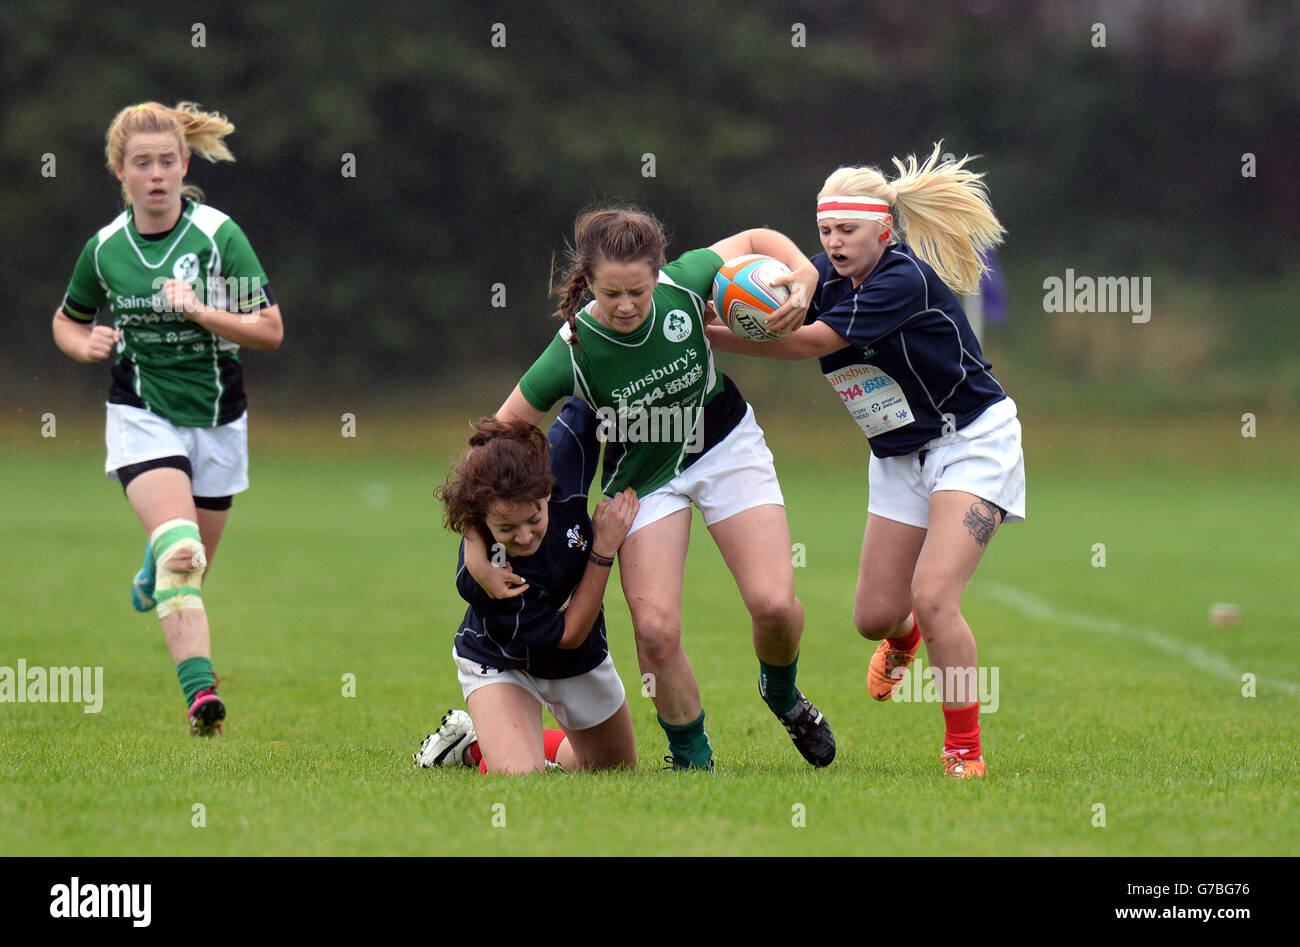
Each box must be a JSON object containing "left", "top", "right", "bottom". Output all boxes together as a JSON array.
[{"left": 711, "top": 254, "right": 792, "bottom": 341}]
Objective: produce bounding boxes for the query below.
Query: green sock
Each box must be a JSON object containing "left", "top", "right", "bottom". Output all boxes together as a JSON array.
[
  {"left": 658, "top": 710, "right": 714, "bottom": 769},
  {"left": 177, "top": 656, "right": 216, "bottom": 706},
  {"left": 759, "top": 655, "right": 799, "bottom": 716}
]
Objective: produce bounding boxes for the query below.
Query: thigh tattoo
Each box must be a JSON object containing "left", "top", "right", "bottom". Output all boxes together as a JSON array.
[{"left": 962, "top": 500, "right": 1001, "bottom": 546}]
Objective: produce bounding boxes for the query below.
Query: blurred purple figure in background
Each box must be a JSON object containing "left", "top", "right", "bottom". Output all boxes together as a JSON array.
[{"left": 964, "top": 248, "right": 1007, "bottom": 343}]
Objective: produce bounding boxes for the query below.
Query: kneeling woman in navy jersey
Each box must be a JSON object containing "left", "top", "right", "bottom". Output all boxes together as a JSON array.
[
  {"left": 707, "top": 145, "right": 1024, "bottom": 779},
  {"left": 420, "top": 399, "right": 639, "bottom": 774}
]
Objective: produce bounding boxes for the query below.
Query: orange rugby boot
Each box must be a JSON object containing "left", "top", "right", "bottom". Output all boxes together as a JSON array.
[
  {"left": 867, "top": 636, "right": 922, "bottom": 701},
  {"left": 942, "top": 751, "right": 986, "bottom": 779}
]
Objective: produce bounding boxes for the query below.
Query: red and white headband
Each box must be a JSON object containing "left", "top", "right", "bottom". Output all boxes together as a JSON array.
[{"left": 816, "top": 195, "right": 890, "bottom": 222}]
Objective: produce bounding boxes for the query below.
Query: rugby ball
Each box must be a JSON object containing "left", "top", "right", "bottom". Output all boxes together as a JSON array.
[{"left": 711, "top": 254, "right": 792, "bottom": 341}]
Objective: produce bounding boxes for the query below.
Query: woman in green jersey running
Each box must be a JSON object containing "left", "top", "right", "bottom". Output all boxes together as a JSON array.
[
  {"left": 51, "top": 102, "right": 283, "bottom": 736},
  {"left": 464, "top": 206, "right": 835, "bottom": 770}
]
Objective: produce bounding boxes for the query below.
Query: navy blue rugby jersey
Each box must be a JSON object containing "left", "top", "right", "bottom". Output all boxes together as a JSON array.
[
  {"left": 808, "top": 243, "right": 1007, "bottom": 458},
  {"left": 453, "top": 398, "right": 609, "bottom": 679}
]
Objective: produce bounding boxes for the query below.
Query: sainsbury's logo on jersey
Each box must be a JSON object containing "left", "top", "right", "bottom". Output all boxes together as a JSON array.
[
  {"left": 826, "top": 364, "right": 875, "bottom": 388},
  {"left": 611, "top": 350, "right": 697, "bottom": 403},
  {"left": 114, "top": 292, "right": 177, "bottom": 312}
]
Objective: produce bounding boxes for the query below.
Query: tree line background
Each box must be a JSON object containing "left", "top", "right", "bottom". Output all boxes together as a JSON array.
[{"left": 3, "top": 0, "right": 1297, "bottom": 420}]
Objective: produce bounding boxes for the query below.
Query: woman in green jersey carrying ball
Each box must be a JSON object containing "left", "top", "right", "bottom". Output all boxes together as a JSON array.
[
  {"left": 465, "top": 207, "right": 834, "bottom": 770},
  {"left": 52, "top": 102, "right": 283, "bottom": 736}
]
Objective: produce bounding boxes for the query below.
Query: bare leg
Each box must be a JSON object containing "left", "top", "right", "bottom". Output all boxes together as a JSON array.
[
  {"left": 194, "top": 506, "right": 229, "bottom": 581},
  {"left": 852, "top": 513, "right": 926, "bottom": 641},
  {"left": 618, "top": 510, "right": 700, "bottom": 725},
  {"left": 911, "top": 491, "right": 1000, "bottom": 709},
  {"left": 558, "top": 700, "right": 636, "bottom": 770},
  {"left": 125, "top": 468, "right": 212, "bottom": 665},
  {"left": 466, "top": 684, "right": 547, "bottom": 774},
  {"left": 706, "top": 504, "right": 803, "bottom": 664}
]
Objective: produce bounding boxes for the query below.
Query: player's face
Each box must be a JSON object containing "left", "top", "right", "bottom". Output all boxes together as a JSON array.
[
  {"left": 588, "top": 258, "right": 657, "bottom": 333},
  {"left": 485, "top": 498, "right": 549, "bottom": 557},
  {"left": 117, "top": 133, "right": 189, "bottom": 223},
  {"left": 819, "top": 216, "right": 891, "bottom": 286}
]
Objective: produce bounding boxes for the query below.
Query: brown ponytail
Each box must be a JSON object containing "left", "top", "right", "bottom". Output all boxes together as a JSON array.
[{"left": 549, "top": 206, "right": 668, "bottom": 344}]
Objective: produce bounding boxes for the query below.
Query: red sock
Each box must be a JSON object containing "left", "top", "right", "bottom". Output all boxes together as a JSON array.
[
  {"left": 942, "top": 702, "right": 981, "bottom": 758},
  {"left": 887, "top": 613, "right": 921, "bottom": 652},
  {"left": 466, "top": 740, "right": 488, "bottom": 774},
  {"left": 543, "top": 729, "right": 566, "bottom": 763},
  {"left": 473, "top": 734, "right": 565, "bottom": 774}
]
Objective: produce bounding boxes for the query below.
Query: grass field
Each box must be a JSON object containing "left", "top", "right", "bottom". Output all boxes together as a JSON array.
[{"left": 1, "top": 405, "right": 1297, "bottom": 856}]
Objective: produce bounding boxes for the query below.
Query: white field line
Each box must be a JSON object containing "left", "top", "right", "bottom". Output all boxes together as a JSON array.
[{"left": 978, "top": 580, "right": 1300, "bottom": 698}]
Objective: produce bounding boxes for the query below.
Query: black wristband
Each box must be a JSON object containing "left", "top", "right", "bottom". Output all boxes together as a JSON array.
[{"left": 588, "top": 550, "right": 614, "bottom": 568}]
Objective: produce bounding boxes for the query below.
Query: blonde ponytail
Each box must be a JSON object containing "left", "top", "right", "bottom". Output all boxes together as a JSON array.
[
  {"left": 819, "top": 142, "right": 1005, "bottom": 294},
  {"left": 105, "top": 101, "right": 236, "bottom": 205}
]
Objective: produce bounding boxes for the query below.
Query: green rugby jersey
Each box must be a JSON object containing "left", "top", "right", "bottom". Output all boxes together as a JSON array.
[
  {"left": 519, "top": 248, "right": 729, "bottom": 497},
  {"left": 61, "top": 197, "right": 273, "bottom": 428}
]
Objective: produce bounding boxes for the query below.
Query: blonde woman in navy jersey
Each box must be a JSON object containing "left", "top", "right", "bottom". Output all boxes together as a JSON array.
[
  {"left": 51, "top": 102, "right": 283, "bottom": 737},
  {"left": 707, "top": 145, "right": 1023, "bottom": 779}
]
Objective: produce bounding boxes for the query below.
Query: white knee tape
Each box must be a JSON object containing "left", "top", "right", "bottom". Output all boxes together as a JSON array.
[{"left": 151, "top": 518, "right": 207, "bottom": 617}]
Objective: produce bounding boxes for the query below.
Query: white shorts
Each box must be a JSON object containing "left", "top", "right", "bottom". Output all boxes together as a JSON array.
[
  {"left": 454, "top": 650, "right": 627, "bottom": 732},
  {"left": 105, "top": 403, "right": 250, "bottom": 498},
  {"left": 867, "top": 397, "right": 1026, "bottom": 530},
  {"left": 628, "top": 403, "right": 785, "bottom": 535}
]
